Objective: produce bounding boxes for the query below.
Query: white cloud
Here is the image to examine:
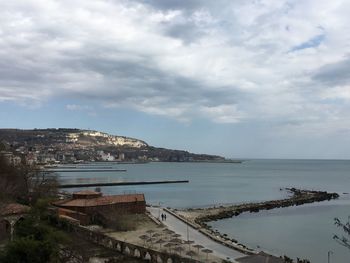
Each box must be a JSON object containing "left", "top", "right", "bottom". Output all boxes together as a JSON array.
[
  {"left": 0, "top": 0, "right": 350, "bottom": 136},
  {"left": 200, "top": 105, "right": 245, "bottom": 124},
  {"left": 66, "top": 104, "right": 91, "bottom": 111}
]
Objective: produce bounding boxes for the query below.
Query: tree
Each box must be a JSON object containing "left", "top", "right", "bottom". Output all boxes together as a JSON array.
[
  {"left": 0, "top": 201, "right": 68, "bottom": 263},
  {"left": 0, "top": 218, "right": 67, "bottom": 263},
  {"left": 0, "top": 154, "right": 27, "bottom": 202},
  {"left": 0, "top": 154, "right": 58, "bottom": 205},
  {"left": 334, "top": 217, "right": 350, "bottom": 249}
]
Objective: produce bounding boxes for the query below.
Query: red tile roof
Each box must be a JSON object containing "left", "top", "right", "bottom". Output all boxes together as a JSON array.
[
  {"left": 58, "top": 207, "right": 87, "bottom": 216},
  {"left": 1, "top": 203, "right": 30, "bottom": 216},
  {"left": 57, "top": 193, "right": 145, "bottom": 207},
  {"left": 73, "top": 190, "right": 101, "bottom": 195}
]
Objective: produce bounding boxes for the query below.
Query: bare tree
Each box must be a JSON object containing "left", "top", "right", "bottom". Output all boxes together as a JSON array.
[
  {"left": 0, "top": 155, "right": 26, "bottom": 201},
  {"left": 334, "top": 217, "right": 350, "bottom": 249},
  {"left": 0, "top": 154, "right": 58, "bottom": 205}
]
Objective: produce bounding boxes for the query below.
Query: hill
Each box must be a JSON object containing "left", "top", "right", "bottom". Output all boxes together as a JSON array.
[{"left": 0, "top": 128, "right": 225, "bottom": 163}]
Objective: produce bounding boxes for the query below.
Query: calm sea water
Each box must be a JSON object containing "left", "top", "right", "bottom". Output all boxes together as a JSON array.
[{"left": 57, "top": 160, "right": 350, "bottom": 262}]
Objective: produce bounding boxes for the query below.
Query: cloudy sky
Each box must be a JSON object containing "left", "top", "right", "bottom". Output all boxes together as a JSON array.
[{"left": 1, "top": 0, "right": 350, "bottom": 159}]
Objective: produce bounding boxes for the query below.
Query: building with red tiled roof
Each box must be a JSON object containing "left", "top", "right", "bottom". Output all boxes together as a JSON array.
[
  {"left": 1, "top": 203, "right": 30, "bottom": 217},
  {"left": 72, "top": 190, "right": 102, "bottom": 199},
  {"left": 53, "top": 191, "right": 146, "bottom": 225},
  {"left": 0, "top": 203, "right": 30, "bottom": 241}
]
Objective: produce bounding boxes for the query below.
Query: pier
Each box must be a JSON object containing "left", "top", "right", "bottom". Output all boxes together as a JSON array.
[
  {"left": 59, "top": 180, "right": 189, "bottom": 188},
  {"left": 192, "top": 188, "right": 339, "bottom": 224},
  {"left": 48, "top": 169, "right": 127, "bottom": 172}
]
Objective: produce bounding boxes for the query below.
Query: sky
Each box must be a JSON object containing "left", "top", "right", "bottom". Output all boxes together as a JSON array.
[{"left": 1, "top": 0, "right": 350, "bottom": 159}]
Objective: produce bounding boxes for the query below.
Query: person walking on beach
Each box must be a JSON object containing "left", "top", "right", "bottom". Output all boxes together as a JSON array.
[{"left": 164, "top": 213, "right": 167, "bottom": 221}]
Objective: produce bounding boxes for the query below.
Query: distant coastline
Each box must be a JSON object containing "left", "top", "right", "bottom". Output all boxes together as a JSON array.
[{"left": 0, "top": 128, "right": 230, "bottom": 165}]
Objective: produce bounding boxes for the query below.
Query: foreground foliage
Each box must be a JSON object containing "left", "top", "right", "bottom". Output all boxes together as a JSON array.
[
  {"left": 334, "top": 217, "right": 350, "bottom": 249},
  {"left": 0, "top": 153, "right": 58, "bottom": 205},
  {"left": 0, "top": 202, "right": 68, "bottom": 263}
]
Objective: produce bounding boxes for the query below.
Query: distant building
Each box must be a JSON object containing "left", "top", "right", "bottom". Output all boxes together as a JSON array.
[
  {"left": 37, "top": 153, "right": 56, "bottom": 164},
  {"left": 98, "top": 151, "right": 115, "bottom": 161},
  {"left": 53, "top": 190, "right": 146, "bottom": 225},
  {"left": 25, "top": 152, "right": 38, "bottom": 165},
  {"left": 56, "top": 152, "right": 76, "bottom": 163},
  {"left": 117, "top": 152, "right": 125, "bottom": 161}
]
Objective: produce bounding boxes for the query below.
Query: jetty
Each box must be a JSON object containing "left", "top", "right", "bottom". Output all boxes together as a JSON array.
[
  {"left": 47, "top": 169, "right": 127, "bottom": 172},
  {"left": 186, "top": 188, "right": 339, "bottom": 225},
  {"left": 59, "top": 180, "right": 189, "bottom": 188},
  {"left": 171, "top": 188, "right": 339, "bottom": 256}
]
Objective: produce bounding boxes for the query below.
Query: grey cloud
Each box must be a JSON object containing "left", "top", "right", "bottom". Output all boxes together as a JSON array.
[
  {"left": 46, "top": 46, "right": 241, "bottom": 112},
  {"left": 128, "top": 0, "right": 239, "bottom": 13},
  {"left": 128, "top": 0, "right": 206, "bottom": 11},
  {"left": 313, "top": 57, "right": 350, "bottom": 86},
  {"left": 164, "top": 23, "right": 205, "bottom": 44},
  {"left": 1, "top": 0, "right": 350, "bottom": 131}
]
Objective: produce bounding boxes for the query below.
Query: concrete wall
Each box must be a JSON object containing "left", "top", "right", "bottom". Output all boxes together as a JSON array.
[
  {"left": 62, "top": 222, "right": 202, "bottom": 263},
  {"left": 58, "top": 208, "right": 90, "bottom": 225},
  {"left": 73, "top": 201, "right": 146, "bottom": 216}
]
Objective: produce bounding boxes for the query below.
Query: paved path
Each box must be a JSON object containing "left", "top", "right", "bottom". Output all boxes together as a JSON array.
[{"left": 148, "top": 207, "right": 245, "bottom": 262}]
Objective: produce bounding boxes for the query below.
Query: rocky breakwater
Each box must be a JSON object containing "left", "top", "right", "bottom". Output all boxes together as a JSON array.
[
  {"left": 173, "top": 188, "right": 339, "bottom": 256},
  {"left": 194, "top": 188, "right": 339, "bottom": 226}
]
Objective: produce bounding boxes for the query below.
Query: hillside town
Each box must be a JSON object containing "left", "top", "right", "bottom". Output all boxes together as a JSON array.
[
  {"left": 0, "top": 146, "right": 131, "bottom": 166},
  {"left": 0, "top": 129, "right": 226, "bottom": 165}
]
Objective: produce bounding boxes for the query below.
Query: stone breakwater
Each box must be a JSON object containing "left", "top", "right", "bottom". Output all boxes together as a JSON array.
[
  {"left": 194, "top": 188, "right": 339, "bottom": 225},
  {"left": 173, "top": 188, "right": 339, "bottom": 256}
]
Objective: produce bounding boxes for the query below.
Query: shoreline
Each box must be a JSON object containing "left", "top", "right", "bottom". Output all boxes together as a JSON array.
[
  {"left": 170, "top": 188, "right": 339, "bottom": 259},
  {"left": 163, "top": 207, "right": 256, "bottom": 256}
]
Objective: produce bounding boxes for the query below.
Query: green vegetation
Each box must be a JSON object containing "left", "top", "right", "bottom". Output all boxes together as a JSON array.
[
  {"left": 0, "top": 153, "right": 148, "bottom": 262},
  {"left": 0, "top": 201, "right": 68, "bottom": 263},
  {"left": 0, "top": 153, "right": 65, "bottom": 262}
]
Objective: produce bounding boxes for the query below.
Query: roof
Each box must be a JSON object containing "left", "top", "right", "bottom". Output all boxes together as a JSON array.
[
  {"left": 73, "top": 190, "right": 101, "bottom": 195},
  {"left": 59, "top": 215, "right": 80, "bottom": 224},
  {"left": 58, "top": 207, "right": 87, "bottom": 216},
  {"left": 72, "top": 190, "right": 103, "bottom": 199},
  {"left": 236, "top": 252, "right": 285, "bottom": 263},
  {"left": 56, "top": 193, "right": 145, "bottom": 207},
  {"left": 1, "top": 203, "right": 30, "bottom": 216}
]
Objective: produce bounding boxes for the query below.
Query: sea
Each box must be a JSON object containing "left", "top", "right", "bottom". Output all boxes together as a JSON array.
[{"left": 57, "top": 160, "right": 350, "bottom": 263}]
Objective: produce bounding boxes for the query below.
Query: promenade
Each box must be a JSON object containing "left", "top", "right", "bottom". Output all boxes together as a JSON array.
[{"left": 148, "top": 207, "right": 245, "bottom": 262}]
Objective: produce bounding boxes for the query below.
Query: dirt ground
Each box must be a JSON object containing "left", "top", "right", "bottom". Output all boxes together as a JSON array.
[{"left": 101, "top": 212, "right": 223, "bottom": 263}]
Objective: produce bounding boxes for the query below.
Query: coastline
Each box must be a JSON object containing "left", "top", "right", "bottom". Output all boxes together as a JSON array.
[
  {"left": 169, "top": 188, "right": 339, "bottom": 259},
  {"left": 163, "top": 207, "right": 256, "bottom": 255}
]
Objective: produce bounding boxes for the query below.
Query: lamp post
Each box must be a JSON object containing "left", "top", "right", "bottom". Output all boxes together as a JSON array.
[
  {"left": 158, "top": 201, "right": 162, "bottom": 220},
  {"left": 187, "top": 223, "right": 189, "bottom": 241},
  {"left": 327, "top": 250, "right": 333, "bottom": 263}
]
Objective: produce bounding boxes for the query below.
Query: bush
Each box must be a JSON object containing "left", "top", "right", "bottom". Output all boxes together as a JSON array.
[
  {"left": 1, "top": 209, "right": 68, "bottom": 263},
  {"left": 0, "top": 237, "right": 54, "bottom": 263},
  {"left": 96, "top": 212, "right": 142, "bottom": 231}
]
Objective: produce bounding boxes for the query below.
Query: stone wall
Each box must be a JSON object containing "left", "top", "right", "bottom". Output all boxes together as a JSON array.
[
  {"left": 63, "top": 223, "right": 202, "bottom": 263},
  {"left": 81, "top": 201, "right": 146, "bottom": 215},
  {"left": 58, "top": 208, "right": 90, "bottom": 225}
]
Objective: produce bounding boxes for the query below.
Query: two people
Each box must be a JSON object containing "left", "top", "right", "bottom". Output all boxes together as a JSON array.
[{"left": 161, "top": 213, "right": 167, "bottom": 221}]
